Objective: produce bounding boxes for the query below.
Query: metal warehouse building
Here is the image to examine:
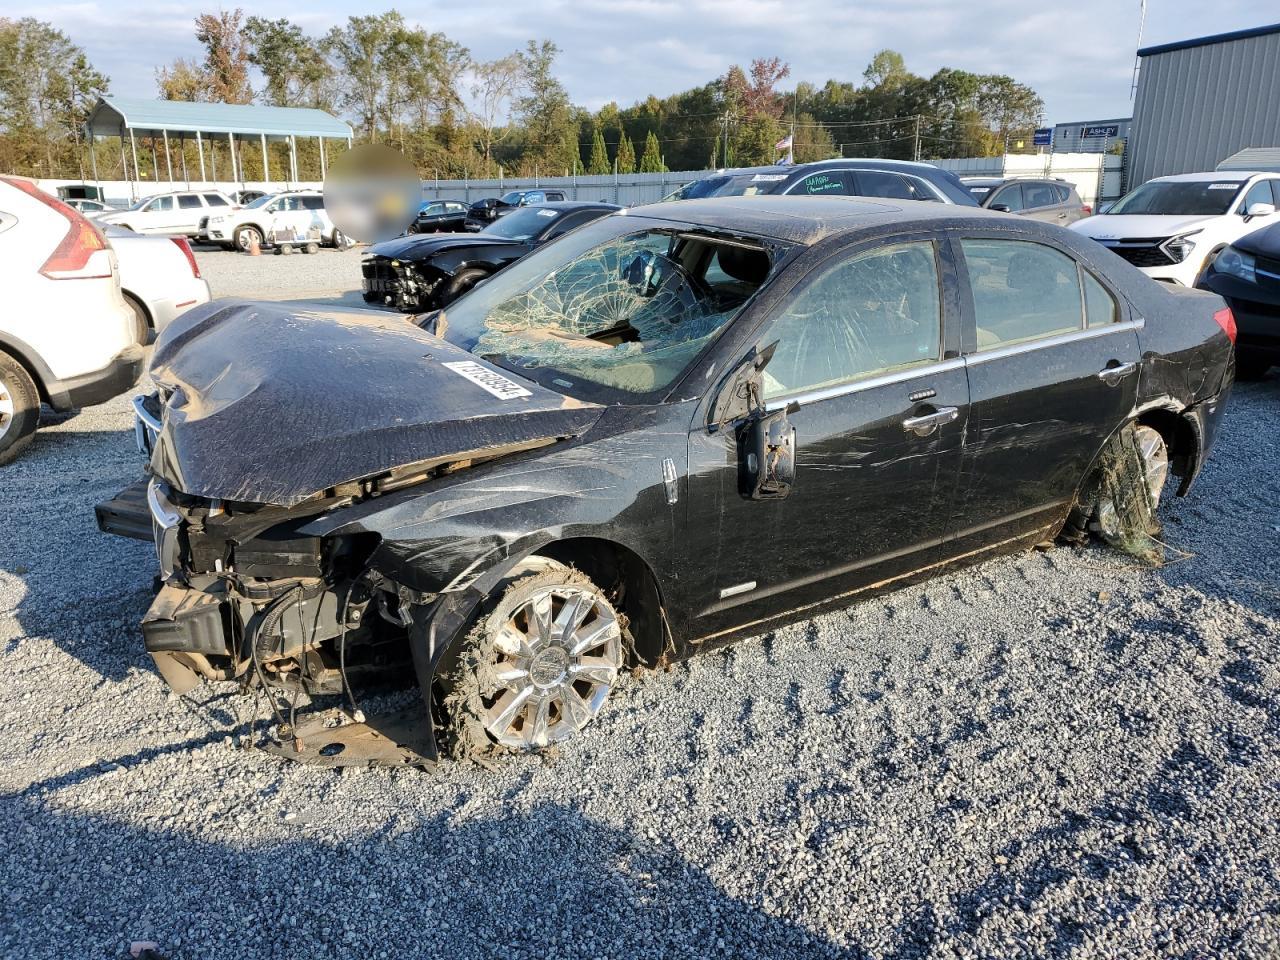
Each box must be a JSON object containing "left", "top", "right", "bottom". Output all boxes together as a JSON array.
[{"left": 1127, "top": 22, "right": 1280, "bottom": 188}]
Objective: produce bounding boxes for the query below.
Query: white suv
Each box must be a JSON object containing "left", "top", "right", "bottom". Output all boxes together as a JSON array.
[
  {"left": 1072, "top": 171, "right": 1280, "bottom": 286},
  {"left": 204, "top": 191, "right": 340, "bottom": 251},
  {"left": 97, "top": 190, "right": 235, "bottom": 237},
  {"left": 0, "top": 177, "right": 143, "bottom": 463}
]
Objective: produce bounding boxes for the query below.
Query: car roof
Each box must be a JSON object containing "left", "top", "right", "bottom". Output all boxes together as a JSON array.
[
  {"left": 524, "top": 200, "right": 622, "bottom": 211},
  {"left": 634, "top": 194, "right": 1006, "bottom": 245},
  {"left": 1151, "top": 171, "right": 1262, "bottom": 183},
  {"left": 707, "top": 157, "right": 951, "bottom": 178}
]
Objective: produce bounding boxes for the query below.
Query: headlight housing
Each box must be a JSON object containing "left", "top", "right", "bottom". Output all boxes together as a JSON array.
[
  {"left": 1213, "top": 245, "right": 1256, "bottom": 283},
  {"left": 1160, "top": 229, "right": 1201, "bottom": 263}
]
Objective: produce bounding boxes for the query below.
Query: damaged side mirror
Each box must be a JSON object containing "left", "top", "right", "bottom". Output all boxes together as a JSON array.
[
  {"left": 710, "top": 341, "right": 799, "bottom": 501},
  {"left": 740, "top": 402, "right": 798, "bottom": 500}
]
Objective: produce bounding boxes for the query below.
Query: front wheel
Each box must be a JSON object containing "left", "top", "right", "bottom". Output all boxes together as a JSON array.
[
  {"left": 234, "top": 225, "right": 263, "bottom": 252},
  {"left": 0, "top": 351, "right": 40, "bottom": 466},
  {"left": 440, "top": 559, "right": 625, "bottom": 757},
  {"left": 438, "top": 267, "right": 489, "bottom": 306}
]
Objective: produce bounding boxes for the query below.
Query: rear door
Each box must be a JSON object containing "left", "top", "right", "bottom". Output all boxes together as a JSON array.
[
  {"left": 785, "top": 170, "right": 856, "bottom": 196},
  {"left": 684, "top": 233, "right": 970, "bottom": 639},
  {"left": 1021, "top": 182, "right": 1068, "bottom": 223},
  {"left": 176, "top": 194, "right": 204, "bottom": 234},
  {"left": 947, "top": 232, "right": 1141, "bottom": 552}
]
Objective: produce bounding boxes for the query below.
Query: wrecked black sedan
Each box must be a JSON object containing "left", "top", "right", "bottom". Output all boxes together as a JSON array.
[
  {"left": 362, "top": 201, "right": 620, "bottom": 312},
  {"left": 98, "top": 196, "right": 1234, "bottom": 767}
]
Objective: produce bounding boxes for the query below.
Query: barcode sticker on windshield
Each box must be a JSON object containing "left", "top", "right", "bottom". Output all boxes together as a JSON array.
[{"left": 442, "top": 361, "right": 533, "bottom": 400}]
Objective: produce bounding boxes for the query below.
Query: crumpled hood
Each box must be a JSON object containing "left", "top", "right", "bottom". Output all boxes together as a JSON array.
[
  {"left": 367, "top": 232, "right": 517, "bottom": 261},
  {"left": 147, "top": 299, "right": 603, "bottom": 507},
  {"left": 1072, "top": 213, "right": 1218, "bottom": 240}
]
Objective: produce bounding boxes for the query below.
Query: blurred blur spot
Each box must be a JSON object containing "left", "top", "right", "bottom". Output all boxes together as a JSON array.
[{"left": 323, "top": 145, "right": 420, "bottom": 244}]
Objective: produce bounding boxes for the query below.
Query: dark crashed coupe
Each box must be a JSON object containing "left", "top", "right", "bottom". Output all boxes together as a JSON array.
[
  {"left": 363, "top": 201, "right": 619, "bottom": 312},
  {"left": 98, "top": 196, "right": 1235, "bottom": 767}
]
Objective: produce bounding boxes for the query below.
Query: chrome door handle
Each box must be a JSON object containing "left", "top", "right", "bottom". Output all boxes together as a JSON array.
[
  {"left": 1097, "top": 361, "right": 1138, "bottom": 385},
  {"left": 902, "top": 406, "right": 959, "bottom": 436}
]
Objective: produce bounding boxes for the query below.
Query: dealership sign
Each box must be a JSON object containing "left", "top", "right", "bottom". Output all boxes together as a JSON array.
[
  {"left": 1081, "top": 124, "right": 1121, "bottom": 138},
  {"left": 1033, "top": 128, "right": 1053, "bottom": 146}
]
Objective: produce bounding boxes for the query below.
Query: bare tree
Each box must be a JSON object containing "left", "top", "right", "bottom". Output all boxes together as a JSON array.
[{"left": 468, "top": 52, "right": 522, "bottom": 167}]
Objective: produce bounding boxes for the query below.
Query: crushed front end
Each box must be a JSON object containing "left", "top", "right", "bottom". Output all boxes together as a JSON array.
[
  {"left": 361, "top": 254, "right": 447, "bottom": 311},
  {"left": 98, "top": 395, "right": 440, "bottom": 767}
]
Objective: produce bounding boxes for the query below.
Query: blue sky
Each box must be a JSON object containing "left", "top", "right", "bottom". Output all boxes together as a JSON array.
[{"left": 12, "top": 0, "right": 1276, "bottom": 122}]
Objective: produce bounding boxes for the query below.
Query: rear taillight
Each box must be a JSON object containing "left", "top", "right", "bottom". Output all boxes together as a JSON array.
[
  {"left": 1213, "top": 307, "right": 1237, "bottom": 344},
  {"left": 170, "top": 237, "right": 201, "bottom": 278},
  {"left": 1081, "top": 204, "right": 1092, "bottom": 216},
  {"left": 2, "top": 175, "right": 111, "bottom": 280}
]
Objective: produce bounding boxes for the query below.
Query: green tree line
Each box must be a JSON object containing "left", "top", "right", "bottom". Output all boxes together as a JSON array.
[{"left": 1, "top": 10, "right": 1045, "bottom": 182}]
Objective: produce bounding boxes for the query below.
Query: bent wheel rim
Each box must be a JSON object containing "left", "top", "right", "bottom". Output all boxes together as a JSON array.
[{"left": 479, "top": 584, "right": 621, "bottom": 750}]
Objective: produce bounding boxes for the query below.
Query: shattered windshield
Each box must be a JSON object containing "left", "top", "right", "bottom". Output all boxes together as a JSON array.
[
  {"left": 1107, "top": 181, "right": 1245, "bottom": 216},
  {"left": 442, "top": 216, "right": 784, "bottom": 401},
  {"left": 481, "top": 206, "right": 558, "bottom": 241}
]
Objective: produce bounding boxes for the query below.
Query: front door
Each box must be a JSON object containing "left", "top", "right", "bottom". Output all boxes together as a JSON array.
[
  {"left": 947, "top": 234, "right": 1142, "bottom": 552},
  {"left": 683, "top": 236, "right": 969, "bottom": 643}
]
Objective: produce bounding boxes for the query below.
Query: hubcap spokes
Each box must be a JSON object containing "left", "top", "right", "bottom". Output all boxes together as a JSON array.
[
  {"left": 1135, "top": 425, "right": 1169, "bottom": 510},
  {"left": 480, "top": 585, "right": 621, "bottom": 750},
  {"left": 0, "top": 377, "right": 13, "bottom": 438}
]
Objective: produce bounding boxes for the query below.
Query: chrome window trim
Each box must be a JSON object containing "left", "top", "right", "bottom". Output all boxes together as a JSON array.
[
  {"left": 964, "top": 317, "right": 1144, "bottom": 366},
  {"left": 765, "top": 357, "right": 966, "bottom": 411}
]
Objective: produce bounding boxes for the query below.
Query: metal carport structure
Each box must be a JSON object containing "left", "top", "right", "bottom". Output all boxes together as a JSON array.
[{"left": 85, "top": 97, "right": 352, "bottom": 197}]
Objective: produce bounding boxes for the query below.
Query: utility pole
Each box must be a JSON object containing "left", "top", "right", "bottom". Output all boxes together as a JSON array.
[
  {"left": 722, "top": 112, "right": 730, "bottom": 169},
  {"left": 913, "top": 116, "right": 921, "bottom": 162}
]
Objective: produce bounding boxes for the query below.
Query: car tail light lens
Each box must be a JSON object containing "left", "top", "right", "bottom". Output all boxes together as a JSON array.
[
  {"left": 1213, "top": 307, "right": 1237, "bottom": 344},
  {"left": 1081, "top": 204, "right": 1092, "bottom": 215},
  {"left": 170, "top": 237, "right": 202, "bottom": 278},
  {"left": 2, "top": 175, "right": 111, "bottom": 280}
]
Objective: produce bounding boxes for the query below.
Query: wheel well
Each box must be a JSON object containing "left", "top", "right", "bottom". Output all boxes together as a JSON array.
[
  {"left": 0, "top": 343, "right": 49, "bottom": 404},
  {"left": 532, "top": 537, "right": 669, "bottom": 667},
  {"left": 122, "top": 290, "right": 153, "bottom": 329},
  {"left": 1135, "top": 406, "right": 1196, "bottom": 485}
]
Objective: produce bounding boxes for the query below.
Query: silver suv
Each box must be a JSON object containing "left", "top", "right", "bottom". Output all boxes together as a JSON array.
[{"left": 963, "top": 178, "right": 1090, "bottom": 225}]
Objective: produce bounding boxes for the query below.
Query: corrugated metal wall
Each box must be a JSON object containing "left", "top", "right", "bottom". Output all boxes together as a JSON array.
[{"left": 1129, "top": 30, "right": 1280, "bottom": 187}]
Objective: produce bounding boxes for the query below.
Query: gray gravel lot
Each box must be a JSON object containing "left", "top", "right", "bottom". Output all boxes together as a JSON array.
[{"left": 1, "top": 248, "right": 1278, "bottom": 959}]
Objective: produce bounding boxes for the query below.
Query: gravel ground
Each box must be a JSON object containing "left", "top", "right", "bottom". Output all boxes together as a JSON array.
[{"left": 2, "top": 250, "right": 1278, "bottom": 959}]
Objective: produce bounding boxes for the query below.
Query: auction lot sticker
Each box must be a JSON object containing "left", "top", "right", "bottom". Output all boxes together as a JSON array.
[{"left": 442, "top": 361, "right": 533, "bottom": 400}]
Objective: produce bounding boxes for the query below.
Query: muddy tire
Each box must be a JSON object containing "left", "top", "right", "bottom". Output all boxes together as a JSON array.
[
  {"left": 439, "top": 558, "right": 626, "bottom": 759},
  {"left": 0, "top": 351, "right": 40, "bottom": 466},
  {"left": 439, "top": 268, "right": 489, "bottom": 307},
  {"left": 234, "top": 224, "right": 263, "bottom": 252},
  {"left": 1081, "top": 422, "right": 1168, "bottom": 561}
]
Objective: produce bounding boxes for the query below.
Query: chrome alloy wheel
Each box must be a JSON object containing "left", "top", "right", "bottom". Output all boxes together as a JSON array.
[
  {"left": 1134, "top": 424, "right": 1170, "bottom": 510},
  {"left": 479, "top": 582, "right": 622, "bottom": 750},
  {"left": 0, "top": 373, "right": 14, "bottom": 440}
]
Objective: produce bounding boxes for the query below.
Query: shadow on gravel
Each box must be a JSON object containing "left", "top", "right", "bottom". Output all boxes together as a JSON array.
[{"left": 0, "top": 795, "right": 846, "bottom": 960}]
